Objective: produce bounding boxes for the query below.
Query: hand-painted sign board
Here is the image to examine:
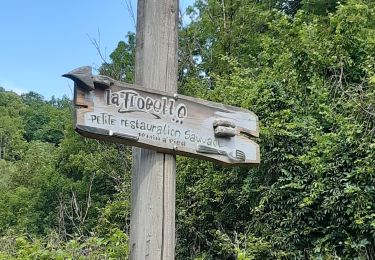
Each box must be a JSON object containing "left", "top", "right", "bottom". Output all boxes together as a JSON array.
[{"left": 63, "top": 66, "right": 260, "bottom": 166}]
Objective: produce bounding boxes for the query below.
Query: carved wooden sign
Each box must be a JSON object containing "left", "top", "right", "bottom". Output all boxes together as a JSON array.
[{"left": 63, "top": 66, "right": 260, "bottom": 166}]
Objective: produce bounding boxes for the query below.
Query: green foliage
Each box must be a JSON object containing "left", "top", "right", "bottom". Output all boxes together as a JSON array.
[
  {"left": 99, "top": 32, "right": 136, "bottom": 83},
  {"left": 0, "top": 90, "right": 26, "bottom": 160},
  {"left": 175, "top": 0, "right": 375, "bottom": 259},
  {"left": 1, "top": 0, "right": 375, "bottom": 258},
  {"left": 0, "top": 229, "right": 128, "bottom": 259},
  {"left": 22, "top": 92, "right": 69, "bottom": 145},
  {"left": 0, "top": 90, "right": 131, "bottom": 239},
  {"left": 54, "top": 125, "right": 131, "bottom": 236}
]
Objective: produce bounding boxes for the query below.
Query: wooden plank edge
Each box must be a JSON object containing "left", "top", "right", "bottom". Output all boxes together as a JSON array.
[{"left": 75, "top": 124, "right": 260, "bottom": 167}]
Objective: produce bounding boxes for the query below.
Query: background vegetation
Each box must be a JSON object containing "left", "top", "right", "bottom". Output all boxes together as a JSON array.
[{"left": 0, "top": 0, "right": 374, "bottom": 259}]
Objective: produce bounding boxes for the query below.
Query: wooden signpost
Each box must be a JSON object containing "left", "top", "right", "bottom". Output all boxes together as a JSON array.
[
  {"left": 63, "top": 66, "right": 259, "bottom": 166},
  {"left": 64, "top": 0, "right": 259, "bottom": 259}
]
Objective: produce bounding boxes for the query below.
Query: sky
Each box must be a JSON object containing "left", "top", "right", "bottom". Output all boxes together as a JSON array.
[{"left": 0, "top": 0, "right": 194, "bottom": 99}]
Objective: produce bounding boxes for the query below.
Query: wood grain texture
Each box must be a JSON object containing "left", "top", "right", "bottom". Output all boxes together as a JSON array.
[
  {"left": 130, "top": 0, "right": 178, "bottom": 259},
  {"left": 71, "top": 80, "right": 260, "bottom": 166},
  {"left": 66, "top": 69, "right": 259, "bottom": 153},
  {"left": 65, "top": 65, "right": 260, "bottom": 166}
]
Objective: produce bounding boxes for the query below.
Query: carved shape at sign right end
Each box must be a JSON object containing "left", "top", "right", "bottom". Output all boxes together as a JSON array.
[{"left": 213, "top": 118, "right": 236, "bottom": 138}]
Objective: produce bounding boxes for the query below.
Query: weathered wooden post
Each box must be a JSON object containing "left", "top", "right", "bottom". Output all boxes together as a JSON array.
[
  {"left": 63, "top": 2, "right": 259, "bottom": 259},
  {"left": 130, "top": 0, "right": 178, "bottom": 259}
]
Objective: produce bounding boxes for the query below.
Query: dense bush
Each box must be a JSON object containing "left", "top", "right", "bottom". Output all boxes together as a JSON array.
[{"left": 0, "top": 0, "right": 374, "bottom": 259}]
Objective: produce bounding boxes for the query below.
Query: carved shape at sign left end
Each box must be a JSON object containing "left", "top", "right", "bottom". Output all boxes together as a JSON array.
[
  {"left": 62, "top": 66, "right": 95, "bottom": 91},
  {"left": 63, "top": 66, "right": 118, "bottom": 91}
]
